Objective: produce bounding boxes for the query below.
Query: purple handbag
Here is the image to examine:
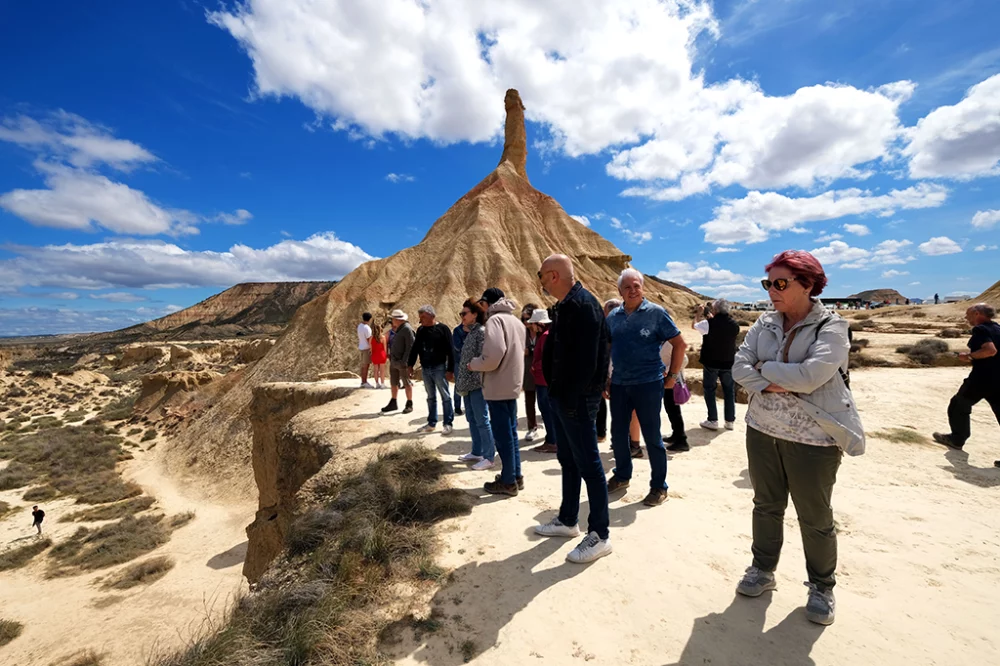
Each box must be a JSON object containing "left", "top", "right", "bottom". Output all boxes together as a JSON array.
[{"left": 673, "top": 374, "right": 691, "bottom": 404}]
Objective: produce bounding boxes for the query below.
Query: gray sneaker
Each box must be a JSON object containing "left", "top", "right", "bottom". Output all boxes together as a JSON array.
[
  {"left": 804, "top": 583, "right": 836, "bottom": 625},
  {"left": 736, "top": 566, "right": 777, "bottom": 597}
]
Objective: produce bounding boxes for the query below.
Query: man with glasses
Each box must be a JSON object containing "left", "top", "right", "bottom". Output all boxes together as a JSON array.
[{"left": 605, "top": 268, "right": 687, "bottom": 507}]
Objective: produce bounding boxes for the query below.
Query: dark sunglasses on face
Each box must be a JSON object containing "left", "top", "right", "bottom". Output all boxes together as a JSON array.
[{"left": 761, "top": 277, "right": 798, "bottom": 292}]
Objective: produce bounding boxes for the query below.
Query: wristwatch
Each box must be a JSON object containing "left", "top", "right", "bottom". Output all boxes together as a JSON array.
[{"left": 665, "top": 371, "right": 679, "bottom": 381}]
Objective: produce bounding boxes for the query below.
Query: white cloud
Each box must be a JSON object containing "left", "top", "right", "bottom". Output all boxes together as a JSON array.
[
  {"left": 0, "top": 306, "right": 171, "bottom": 337},
  {"left": 810, "top": 240, "right": 870, "bottom": 267},
  {"left": 605, "top": 216, "right": 651, "bottom": 244},
  {"left": 713, "top": 247, "right": 740, "bottom": 253},
  {"left": 689, "top": 283, "right": 760, "bottom": 300},
  {"left": 0, "top": 232, "right": 376, "bottom": 291},
  {"left": 881, "top": 270, "right": 909, "bottom": 278},
  {"left": 214, "top": 209, "right": 253, "bottom": 225},
  {"left": 815, "top": 232, "right": 843, "bottom": 243},
  {"left": 569, "top": 214, "right": 591, "bottom": 227},
  {"left": 843, "top": 223, "right": 871, "bottom": 236},
  {"left": 971, "top": 209, "right": 1000, "bottom": 229},
  {"left": 385, "top": 173, "right": 416, "bottom": 183},
  {"left": 919, "top": 236, "right": 963, "bottom": 256},
  {"left": 658, "top": 261, "right": 746, "bottom": 285},
  {"left": 904, "top": 73, "right": 1000, "bottom": 180},
  {"left": 163, "top": 304, "right": 184, "bottom": 314},
  {"left": 974, "top": 244, "right": 998, "bottom": 251},
  {"left": 701, "top": 183, "right": 947, "bottom": 245},
  {"left": 909, "top": 281, "right": 921, "bottom": 286},
  {"left": 871, "top": 239, "right": 915, "bottom": 265},
  {"left": 89, "top": 292, "right": 148, "bottom": 303}
]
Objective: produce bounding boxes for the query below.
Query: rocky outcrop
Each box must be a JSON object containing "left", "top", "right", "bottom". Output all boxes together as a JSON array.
[
  {"left": 118, "top": 344, "right": 166, "bottom": 367},
  {"left": 317, "top": 370, "right": 360, "bottom": 380},
  {"left": 243, "top": 381, "right": 353, "bottom": 583},
  {"left": 0, "top": 349, "right": 9, "bottom": 371},
  {"left": 168, "top": 344, "right": 196, "bottom": 364},
  {"left": 237, "top": 339, "right": 275, "bottom": 364},
  {"left": 139, "top": 370, "right": 222, "bottom": 408},
  {"left": 498, "top": 89, "right": 528, "bottom": 181}
]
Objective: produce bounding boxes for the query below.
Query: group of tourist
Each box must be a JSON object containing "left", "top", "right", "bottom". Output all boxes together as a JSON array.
[{"left": 353, "top": 248, "right": 1000, "bottom": 626}]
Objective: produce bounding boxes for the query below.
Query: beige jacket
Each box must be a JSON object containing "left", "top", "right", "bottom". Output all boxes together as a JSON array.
[{"left": 468, "top": 299, "right": 525, "bottom": 401}]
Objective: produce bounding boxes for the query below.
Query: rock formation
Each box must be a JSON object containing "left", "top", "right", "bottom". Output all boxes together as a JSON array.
[
  {"left": 138, "top": 370, "right": 222, "bottom": 411},
  {"left": 848, "top": 288, "right": 910, "bottom": 304},
  {"left": 118, "top": 344, "right": 167, "bottom": 367},
  {"left": 499, "top": 89, "right": 528, "bottom": 180},
  {"left": 974, "top": 279, "right": 1000, "bottom": 307},
  {"left": 243, "top": 382, "right": 352, "bottom": 583}
]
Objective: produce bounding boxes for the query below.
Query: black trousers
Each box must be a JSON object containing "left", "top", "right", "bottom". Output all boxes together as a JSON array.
[
  {"left": 662, "top": 387, "right": 687, "bottom": 444},
  {"left": 597, "top": 397, "right": 607, "bottom": 438},
  {"left": 948, "top": 377, "right": 1000, "bottom": 446}
]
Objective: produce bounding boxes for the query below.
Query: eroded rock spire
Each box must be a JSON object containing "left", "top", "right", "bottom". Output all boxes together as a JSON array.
[{"left": 498, "top": 88, "right": 528, "bottom": 181}]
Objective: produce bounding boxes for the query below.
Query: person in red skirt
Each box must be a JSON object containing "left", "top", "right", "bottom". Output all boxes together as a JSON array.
[{"left": 370, "top": 321, "right": 389, "bottom": 389}]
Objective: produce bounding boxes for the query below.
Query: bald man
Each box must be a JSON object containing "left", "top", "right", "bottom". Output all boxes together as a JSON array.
[{"left": 536, "top": 254, "right": 613, "bottom": 563}]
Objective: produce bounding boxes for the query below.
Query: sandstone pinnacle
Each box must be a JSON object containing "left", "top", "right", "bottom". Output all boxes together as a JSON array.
[{"left": 498, "top": 88, "right": 528, "bottom": 181}]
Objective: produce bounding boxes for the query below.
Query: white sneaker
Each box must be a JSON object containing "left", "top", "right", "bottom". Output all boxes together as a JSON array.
[
  {"left": 417, "top": 424, "right": 436, "bottom": 433},
  {"left": 458, "top": 453, "right": 483, "bottom": 463},
  {"left": 535, "top": 518, "right": 581, "bottom": 538},
  {"left": 725, "top": 421, "right": 735, "bottom": 431},
  {"left": 700, "top": 420, "right": 720, "bottom": 431},
  {"left": 361, "top": 382, "right": 375, "bottom": 389},
  {"left": 471, "top": 458, "right": 495, "bottom": 470},
  {"left": 442, "top": 425, "right": 454, "bottom": 435},
  {"left": 525, "top": 428, "right": 539, "bottom": 442},
  {"left": 566, "top": 532, "right": 612, "bottom": 564}
]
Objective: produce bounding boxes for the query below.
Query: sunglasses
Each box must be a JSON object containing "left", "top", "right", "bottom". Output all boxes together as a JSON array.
[
  {"left": 459, "top": 310, "right": 471, "bottom": 317},
  {"left": 761, "top": 277, "right": 799, "bottom": 292}
]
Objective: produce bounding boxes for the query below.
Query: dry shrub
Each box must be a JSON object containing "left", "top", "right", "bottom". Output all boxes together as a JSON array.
[
  {"left": 937, "top": 328, "right": 963, "bottom": 338},
  {"left": 0, "top": 538, "right": 52, "bottom": 571},
  {"left": 871, "top": 428, "right": 928, "bottom": 444},
  {"left": 141, "top": 428, "right": 157, "bottom": 442},
  {"left": 151, "top": 444, "right": 472, "bottom": 666},
  {"left": 0, "top": 499, "right": 12, "bottom": 518},
  {"left": 907, "top": 338, "right": 950, "bottom": 365},
  {"left": 23, "top": 485, "right": 59, "bottom": 502},
  {"left": 853, "top": 338, "right": 870, "bottom": 348},
  {"left": 63, "top": 409, "right": 87, "bottom": 423},
  {"left": 59, "top": 496, "right": 156, "bottom": 523},
  {"left": 102, "top": 555, "right": 175, "bottom": 590},
  {"left": 895, "top": 345, "right": 913, "bottom": 354},
  {"left": 854, "top": 313, "right": 872, "bottom": 320},
  {"left": 849, "top": 319, "right": 877, "bottom": 332},
  {"left": 848, "top": 354, "right": 892, "bottom": 369},
  {"left": 912, "top": 311, "right": 927, "bottom": 318},
  {"left": 53, "top": 649, "right": 104, "bottom": 666},
  {"left": 0, "top": 618, "right": 24, "bottom": 647},
  {"left": 47, "top": 513, "right": 186, "bottom": 575},
  {"left": 96, "top": 393, "right": 137, "bottom": 422}
]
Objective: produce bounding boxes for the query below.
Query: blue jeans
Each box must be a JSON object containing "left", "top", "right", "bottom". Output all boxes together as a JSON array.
[
  {"left": 611, "top": 380, "right": 668, "bottom": 490},
  {"left": 703, "top": 366, "right": 736, "bottom": 423},
  {"left": 453, "top": 392, "right": 464, "bottom": 413},
  {"left": 550, "top": 392, "right": 609, "bottom": 539},
  {"left": 535, "top": 385, "right": 557, "bottom": 445},
  {"left": 464, "top": 389, "right": 495, "bottom": 460},
  {"left": 488, "top": 399, "right": 520, "bottom": 485},
  {"left": 422, "top": 365, "right": 453, "bottom": 427}
]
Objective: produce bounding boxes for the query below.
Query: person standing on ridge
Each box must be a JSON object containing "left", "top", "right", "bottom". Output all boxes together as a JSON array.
[
  {"left": 469, "top": 288, "right": 525, "bottom": 496},
  {"left": 32, "top": 505, "right": 45, "bottom": 534},
  {"left": 357, "top": 312, "right": 374, "bottom": 388},
  {"left": 408, "top": 305, "right": 455, "bottom": 434},
  {"left": 536, "top": 254, "right": 613, "bottom": 563},
  {"left": 933, "top": 303, "right": 1000, "bottom": 451},
  {"left": 382, "top": 310, "right": 415, "bottom": 414},
  {"left": 694, "top": 299, "right": 741, "bottom": 433}
]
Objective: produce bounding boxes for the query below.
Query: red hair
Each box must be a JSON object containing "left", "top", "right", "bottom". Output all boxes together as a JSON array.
[{"left": 765, "top": 250, "right": 828, "bottom": 297}]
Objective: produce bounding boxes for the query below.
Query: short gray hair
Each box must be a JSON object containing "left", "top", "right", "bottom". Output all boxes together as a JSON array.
[
  {"left": 603, "top": 298, "right": 622, "bottom": 314},
  {"left": 617, "top": 267, "right": 644, "bottom": 291},
  {"left": 712, "top": 299, "right": 731, "bottom": 315},
  {"left": 417, "top": 304, "right": 436, "bottom": 317},
  {"left": 971, "top": 303, "right": 996, "bottom": 319}
]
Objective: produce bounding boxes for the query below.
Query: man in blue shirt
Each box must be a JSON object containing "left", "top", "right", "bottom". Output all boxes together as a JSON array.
[{"left": 606, "top": 268, "right": 688, "bottom": 506}]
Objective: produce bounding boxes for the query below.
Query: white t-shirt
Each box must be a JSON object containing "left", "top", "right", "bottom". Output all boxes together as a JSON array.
[{"left": 357, "top": 323, "right": 372, "bottom": 350}]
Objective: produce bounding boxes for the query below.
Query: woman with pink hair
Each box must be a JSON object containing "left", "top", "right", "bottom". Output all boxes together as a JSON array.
[{"left": 732, "top": 250, "right": 865, "bottom": 626}]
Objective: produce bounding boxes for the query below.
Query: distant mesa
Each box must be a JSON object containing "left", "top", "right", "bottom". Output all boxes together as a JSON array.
[{"left": 848, "top": 288, "right": 911, "bottom": 303}]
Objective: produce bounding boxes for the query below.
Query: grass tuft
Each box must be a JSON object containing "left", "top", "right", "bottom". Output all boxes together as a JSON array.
[
  {"left": 0, "top": 618, "right": 24, "bottom": 647},
  {"left": 47, "top": 513, "right": 188, "bottom": 576},
  {"left": 871, "top": 428, "right": 928, "bottom": 444},
  {"left": 0, "top": 538, "right": 52, "bottom": 571},
  {"left": 59, "top": 496, "right": 156, "bottom": 523},
  {"left": 102, "top": 555, "right": 175, "bottom": 590},
  {"left": 56, "top": 649, "right": 105, "bottom": 666}
]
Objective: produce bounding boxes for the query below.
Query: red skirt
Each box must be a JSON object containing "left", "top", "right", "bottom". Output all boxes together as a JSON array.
[{"left": 371, "top": 339, "right": 387, "bottom": 365}]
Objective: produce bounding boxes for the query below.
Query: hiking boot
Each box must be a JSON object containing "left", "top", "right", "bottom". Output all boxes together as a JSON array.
[
  {"left": 642, "top": 488, "right": 668, "bottom": 506},
  {"left": 725, "top": 421, "right": 736, "bottom": 431},
  {"left": 566, "top": 532, "right": 612, "bottom": 564},
  {"left": 533, "top": 441, "right": 557, "bottom": 453},
  {"left": 995, "top": 460, "right": 1000, "bottom": 468},
  {"left": 700, "top": 420, "right": 719, "bottom": 431},
  {"left": 402, "top": 401, "right": 413, "bottom": 414},
  {"left": 417, "top": 424, "right": 436, "bottom": 434},
  {"left": 484, "top": 479, "right": 518, "bottom": 496},
  {"left": 630, "top": 440, "right": 644, "bottom": 458},
  {"left": 496, "top": 474, "right": 524, "bottom": 490},
  {"left": 442, "top": 425, "right": 453, "bottom": 435},
  {"left": 933, "top": 432, "right": 963, "bottom": 449},
  {"left": 471, "top": 458, "right": 495, "bottom": 470},
  {"left": 736, "top": 566, "right": 777, "bottom": 597},
  {"left": 666, "top": 441, "right": 690, "bottom": 452},
  {"left": 804, "top": 583, "right": 836, "bottom": 625},
  {"left": 535, "top": 517, "right": 581, "bottom": 538},
  {"left": 458, "top": 453, "right": 483, "bottom": 463},
  {"left": 607, "top": 475, "right": 630, "bottom": 494},
  {"left": 380, "top": 399, "right": 398, "bottom": 413}
]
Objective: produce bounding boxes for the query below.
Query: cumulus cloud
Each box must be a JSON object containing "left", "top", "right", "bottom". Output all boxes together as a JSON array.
[
  {"left": 810, "top": 240, "right": 871, "bottom": 268},
  {"left": 0, "top": 232, "right": 376, "bottom": 291},
  {"left": 815, "top": 232, "right": 843, "bottom": 243},
  {"left": 904, "top": 73, "right": 1000, "bottom": 180},
  {"left": 971, "top": 209, "right": 1000, "bottom": 229},
  {"left": 881, "top": 269, "right": 909, "bottom": 278},
  {"left": 689, "top": 283, "right": 760, "bottom": 300},
  {"left": 569, "top": 214, "right": 591, "bottom": 227},
  {"left": 919, "top": 236, "right": 963, "bottom": 256},
  {"left": 871, "top": 239, "right": 916, "bottom": 265},
  {"left": 0, "top": 304, "right": 182, "bottom": 337},
  {"left": 385, "top": 173, "right": 416, "bottom": 183},
  {"left": 843, "top": 223, "right": 870, "bottom": 236},
  {"left": 657, "top": 261, "right": 746, "bottom": 285},
  {"left": 214, "top": 209, "right": 253, "bottom": 225},
  {"left": 701, "top": 183, "right": 947, "bottom": 245}
]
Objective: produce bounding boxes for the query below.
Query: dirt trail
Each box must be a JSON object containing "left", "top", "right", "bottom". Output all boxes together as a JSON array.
[{"left": 0, "top": 441, "right": 251, "bottom": 666}]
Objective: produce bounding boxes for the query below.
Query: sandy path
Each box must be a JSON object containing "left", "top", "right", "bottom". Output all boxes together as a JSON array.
[
  {"left": 329, "top": 368, "right": 1000, "bottom": 665},
  {"left": 0, "top": 440, "right": 252, "bottom": 665}
]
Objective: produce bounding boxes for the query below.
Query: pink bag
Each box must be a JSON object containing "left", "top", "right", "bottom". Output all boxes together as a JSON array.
[{"left": 673, "top": 375, "right": 691, "bottom": 404}]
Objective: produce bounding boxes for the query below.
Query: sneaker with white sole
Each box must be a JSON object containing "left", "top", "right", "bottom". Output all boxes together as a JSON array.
[
  {"left": 535, "top": 518, "right": 581, "bottom": 538},
  {"left": 417, "top": 424, "right": 436, "bottom": 434},
  {"left": 566, "top": 531, "right": 612, "bottom": 564},
  {"left": 736, "top": 566, "right": 777, "bottom": 597},
  {"left": 804, "top": 583, "right": 836, "bottom": 625},
  {"left": 361, "top": 382, "right": 375, "bottom": 389},
  {"left": 725, "top": 421, "right": 735, "bottom": 430},
  {"left": 458, "top": 453, "right": 483, "bottom": 463},
  {"left": 443, "top": 425, "right": 454, "bottom": 435},
  {"left": 525, "top": 428, "right": 539, "bottom": 442},
  {"left": 700, "top": 420, "right": 720, "bottom": 431},
  {"left": 471, "top": 458, "right": 495, "bottom": 470}
]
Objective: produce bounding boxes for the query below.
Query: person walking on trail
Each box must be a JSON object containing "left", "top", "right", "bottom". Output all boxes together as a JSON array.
[
  {"left": 694, "top": 299, "right": 741, "bottom": 433},
  {"left": 407, "top": 305, "right": 455, "bottom": 434},
  {"left": 370, "top": 320, "right": 388, "bottom": 389},
  {"left": 527, "top": 308, "right": 558, "bottom": 454},
  {"left": 536, "top": 254, "right": 612, "bottom": 563},
  {"left": 455, "top": 299, "right": 497, "bottom": 471},
  {"left": 933, "top": 303, "right": 1000, "bottom": 451},
  {"left": 452, "top": 318, "right": 469, "bottom": 417},
  {"left": 732, "top": 249, "right": 865, "bottom": 627},
  {"left": 468, "top": 288, "right": 525, "bottom": 497},
  {"left": 605, "top": 268, "right": 688, "bottom": 507},
  {"left": 381, "top": 310, "right": 415, "bottom": 414},
  {"left": 357, "top": 312, "right": 374, "bottom": 388},
  {"left": 596, "top": 298, "right": 621, "bottom": 444},
  {"left": 32, "top": 505, "right": 45, "bottom": 534}
]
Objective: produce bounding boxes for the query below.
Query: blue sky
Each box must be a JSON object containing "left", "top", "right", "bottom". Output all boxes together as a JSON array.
[{"left": 1, "top": 0, "right": 998, "bottom": 336}]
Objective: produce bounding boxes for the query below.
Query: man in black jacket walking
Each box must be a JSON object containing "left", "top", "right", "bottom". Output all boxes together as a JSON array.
[
  {"left": 535, "top": 254, "right": 612, "bottom": 564},
  {"left": 694, "top": 299, "right": 741, "bottom": 432},
  {"left": 408, "top": 305, "right": 455, "bottom": 434},
  {"left": 32, "top": 505, "right": 45, "bottom": 534}
]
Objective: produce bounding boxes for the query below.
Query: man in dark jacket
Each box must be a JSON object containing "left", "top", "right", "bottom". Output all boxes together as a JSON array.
[
  {"left": 32, "top": 505, "right": 45, "bottom": 534},
  {"left": 382, "top": 309, "right": 415, "bottom": 414},
  {"left": 694, "top": 299, "right": 741, "bottom": 432},
  {"left": 536, "top": 254, "right": 612, "bottom": 564},
  {"left": 408, "top": 305, "right": 455, "bottom": 434}
]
